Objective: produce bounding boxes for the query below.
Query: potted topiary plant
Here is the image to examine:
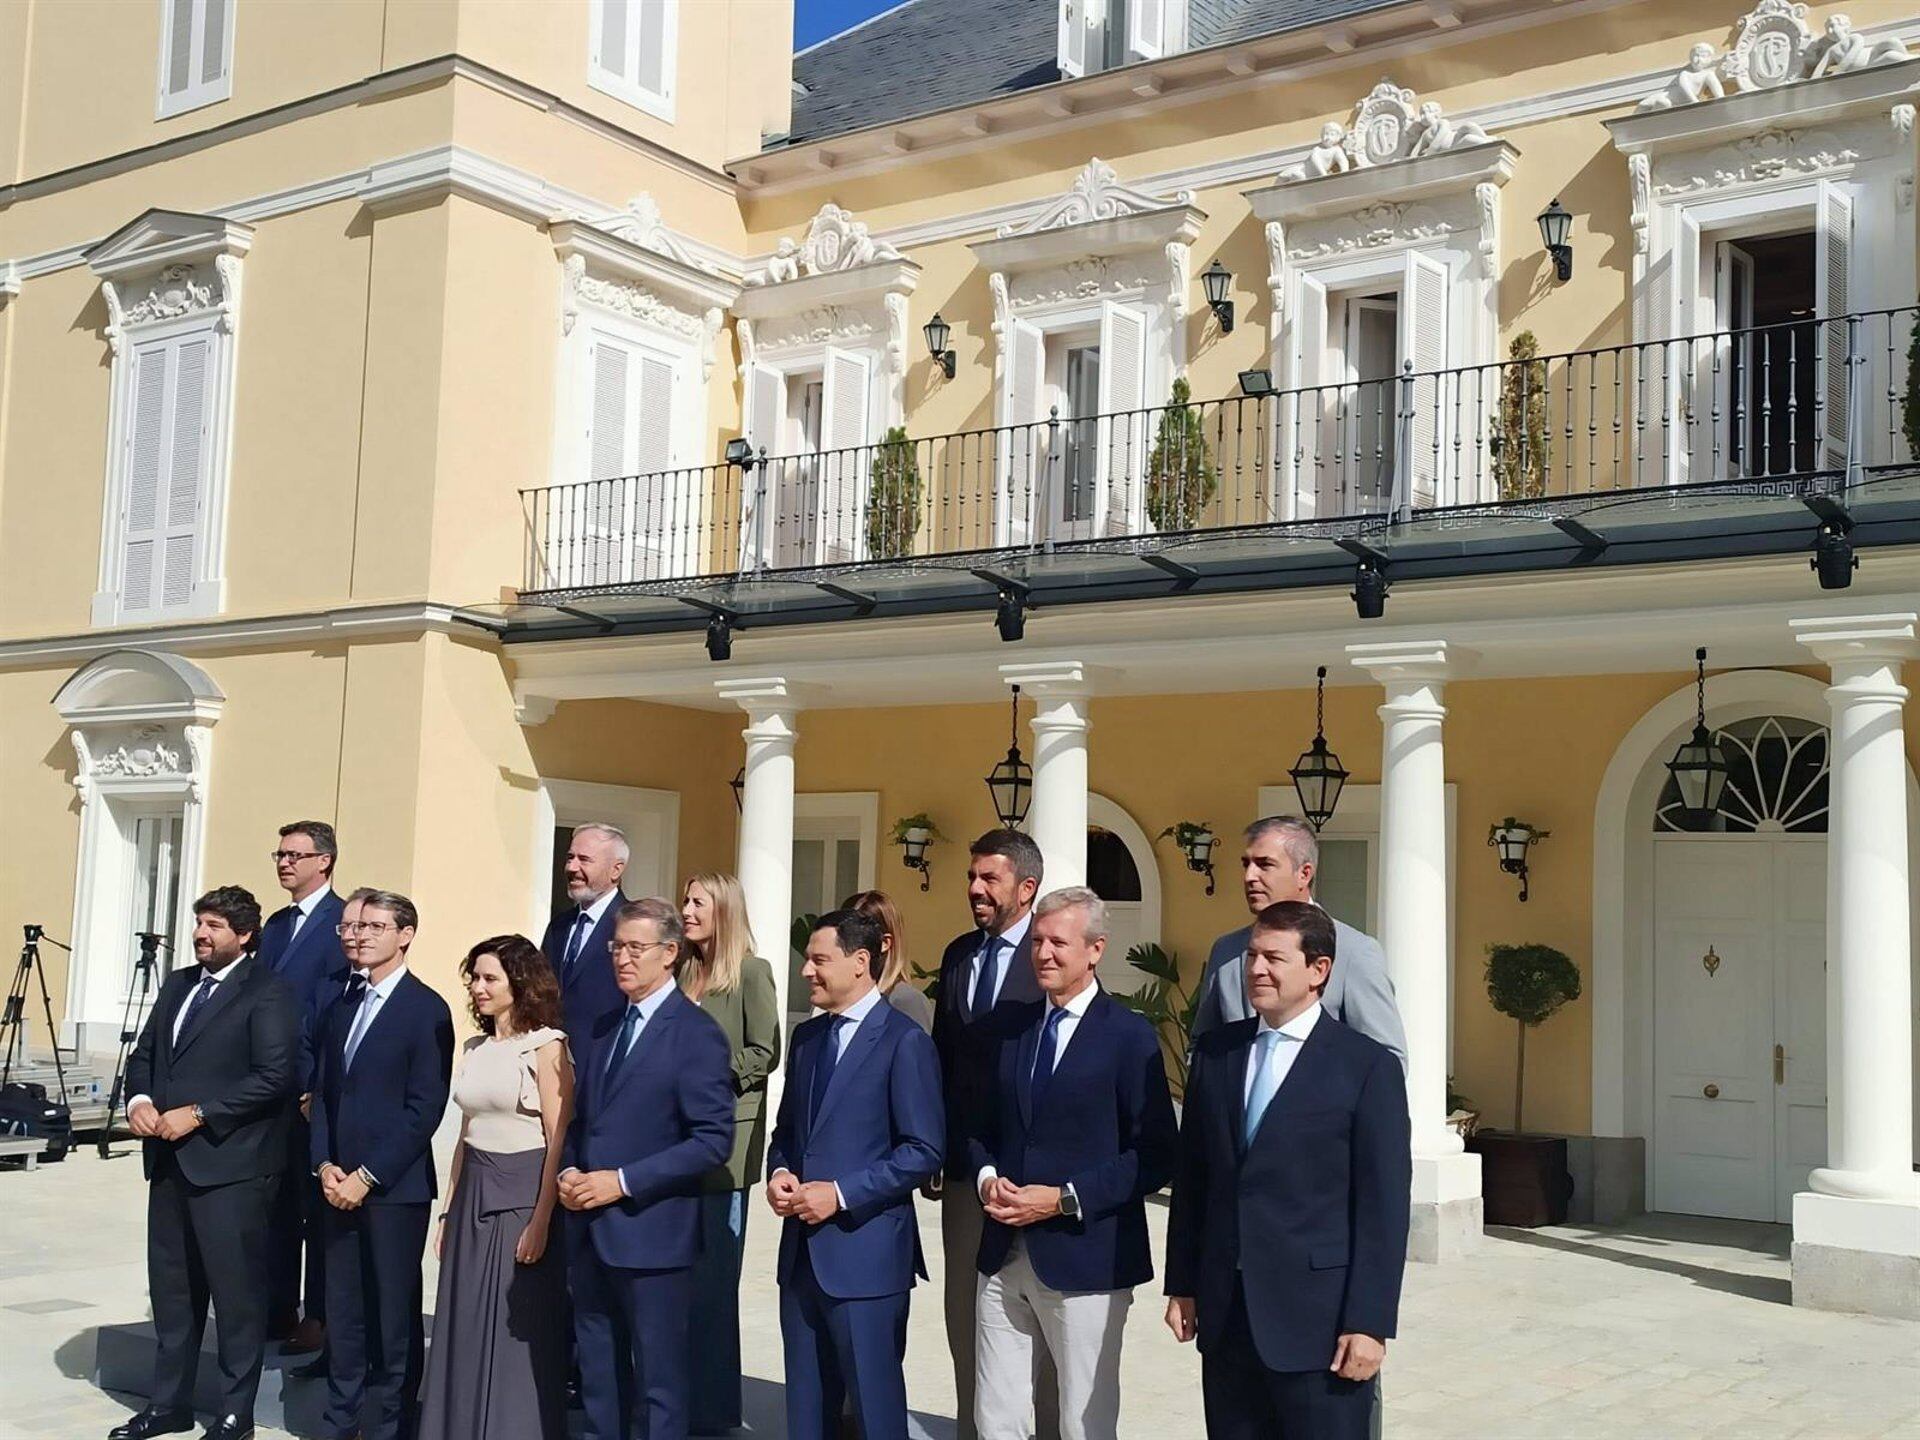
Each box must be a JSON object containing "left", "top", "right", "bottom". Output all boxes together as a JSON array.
[
  {"left": 1144, "top": 379, "right": 1218, "bottom": 532},
  {"left": 1467, "top": 942, "right": 1582, "bottom": 1226},
  {"left": 865, "top": 426, "right": 923, "bottom": 560},
  {"left": 1488, "top": 331, "right": 1549, "bottom": 501}
]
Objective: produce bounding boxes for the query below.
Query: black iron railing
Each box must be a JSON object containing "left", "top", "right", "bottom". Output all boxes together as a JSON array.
[{"left": 521, "top": 308, "right": 1916, "bottom": 594}]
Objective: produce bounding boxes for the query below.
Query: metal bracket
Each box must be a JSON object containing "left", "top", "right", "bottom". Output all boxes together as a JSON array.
[
  {"left": 817, "top": 581, "right": 878, "bottom": 616},
  {"left": 1552, "top": 515, "right": 1609, "bottom": 563},
  {"left": 1140, "top": 553, "right": 1201, "bottom": 591}
]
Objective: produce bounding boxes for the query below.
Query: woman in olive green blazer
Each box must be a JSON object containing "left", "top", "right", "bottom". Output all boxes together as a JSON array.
[{"left": 680, "top": 871, "right": 780, "bottom": 1436}]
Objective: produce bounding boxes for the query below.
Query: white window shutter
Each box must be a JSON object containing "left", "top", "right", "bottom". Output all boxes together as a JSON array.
[
  {"left": 1000, "top": 319, "right": 1047, "bottom": 545},
  {"left": 1097, "top": 301, "right": 1149, "bottom": 534},
  {"left": 595, "top": 0, "right": 630, "bottom": 80},
  {"left": 579, "top": 338, "right": 632, "bottom": 584},
  {"left": 1057, "top": 0, "right": 1088, "bottom": 78},
  {"left": 1816, "top": 181, "right": 1854, "bottom": 469},
  {"left": 635, "top": 0, "right": 671, "bottom": 98},
  {"left": 165, "top": 0, "right": 195, "bottom": 97},
  {"left": 121, "top": 347, "right": 170, "bottom": 614},
  {"left": 1400, "top": 250, "right": 1450, "bottom": 508},
  {"left": 818, "top": 348, "right": 873, "bottom": 561},
  {"left": 161, "top": 336, "right": 210, "bottom": 609},
  {"left": 1285, "top": 272, "right": 1329, "bottom": 519},
  {"left": 633, "top": 353, "right": 675, "bottom": 576},
  {"left": 745, "top": 365, "right": 785, "bottom": 456},
  {"left": 1127, "top": 0, "right": 1165, "bottom": 62},
  {"left": 199, "top": 0, "right": 229, "bottom": 86},
  {"left": 159, "top": 0, "right": 231, "bottom": 114}
]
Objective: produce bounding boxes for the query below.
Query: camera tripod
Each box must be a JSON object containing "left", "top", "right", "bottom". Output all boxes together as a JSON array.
[
  {"left": 1, "top": 924, "right": 74, "bottom": 1100},
  {"left": 100, "top": 931, "right": 167, "bottom": 1159}
]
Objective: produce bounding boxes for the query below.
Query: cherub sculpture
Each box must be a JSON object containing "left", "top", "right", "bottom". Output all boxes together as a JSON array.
[
  {"left": 1638, "top": 43, "right": 1727, "bottom": 111},
  {"left": 1406, "top": 101, "right": 1490, "bottom": 157},
  {"left": 1280, "top": 122, "right": 1352, "bottom": 182},
  {"left": 1804, "top": 14, "right": 1909, "bottom": 78}
]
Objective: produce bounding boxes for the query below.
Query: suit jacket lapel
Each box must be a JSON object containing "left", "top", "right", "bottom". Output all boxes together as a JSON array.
[
  {"left": 604, "top": 989, "right": 675, "bottom": 1102},
  {"left": 1246, "top": 1016, "right": 1332, "bottom": 1152},
  {"left": 172, "top": 959, "right": 252, "bottom": 1058},
  {"left": 345, "top": 972, "right": 412, "bottom": 1070},
  {"left": 1014, "top": 1008, "right": 1042, "bottom": 1128},
  {"left": 813, "top": 1002, "right": 887, "bottom": 1130},
  {"left": 278, "top": 892, "right": 340, "bottom": 974},
  {"left": 1228, "top": 1025, "right": 1254, "bottom": 1159}
]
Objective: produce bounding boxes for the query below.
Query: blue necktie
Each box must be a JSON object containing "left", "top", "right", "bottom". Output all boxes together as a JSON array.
[
  {"left": 563, "top": 910, "right": 592, "bottom": 979},
  {"left": 1243, "top": 1030, "right": 1284, "bottom": 1145},
  {"left": 604, "top": 1005, "right": 643, "bottom": 1084},
  {"left": 810, "top": 1016, "right": 849, "bottom": 1122},
  {"left": 1028, "top": 1005, "right": 1068, "bottom": 1115},
  {"left": 173, "top": 974, "right": 219, "bottom": 1052},
  {"left": 968, "top": 937, "right": 998, "bottom": 1019}
]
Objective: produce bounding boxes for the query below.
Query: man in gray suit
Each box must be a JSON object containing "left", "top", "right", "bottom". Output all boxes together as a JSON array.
[{"left": 1190, "top": 816, "right": 1406, "bottom": 1065}]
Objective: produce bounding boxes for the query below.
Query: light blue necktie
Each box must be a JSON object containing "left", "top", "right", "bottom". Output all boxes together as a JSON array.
[
  {"left": 1243, "top": 1029, "right": 1284, "bottom": 1145},
  {"left": 343, "top": 986, "right": 380, "bottom": 1071}
]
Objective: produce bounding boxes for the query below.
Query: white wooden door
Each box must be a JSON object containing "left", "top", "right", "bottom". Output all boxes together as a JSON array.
[{"left": 1652, "top": 836, "right": 1827, "bottom": 1222}]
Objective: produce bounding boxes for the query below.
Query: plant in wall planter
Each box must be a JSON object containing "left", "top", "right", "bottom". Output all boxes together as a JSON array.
[
  {"left": 890, "top": 812, "right": 943, "bottom": 891},
  {"left": 1157, "top": 820, "right": 1218, "bottom": 894},
  {"left": 1467, "top": 942, "right": 1582, "bottom": 1227}
]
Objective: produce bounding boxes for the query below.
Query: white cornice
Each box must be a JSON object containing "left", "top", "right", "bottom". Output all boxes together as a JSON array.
[
  {"left": 732, "top": 257, "right": 919, "bottom": 320},
  {"left": 548, "top": 218, "right": 741, "bottom": 314},
  {"left": 0, "top": 602, "right": 502, "bottom": 666},
  {"left": 969, "top": 204, "right": 1204, "bottom": 274},
  {"left": 1245, "top": 140, "right": 1518, "bottom": 223},
  {"left": 84, "top": 209, "right": 255, "bottom": 280},
  {"left": 1605, "top": 54, "right": 1920, "bottom": 155}
]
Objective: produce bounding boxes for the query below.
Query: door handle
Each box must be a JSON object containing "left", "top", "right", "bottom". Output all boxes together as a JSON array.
[
  {"left": 1774, "top": 1044, "right": 1785, "bottom": 1085},
  {"left": 1703, "top": 1083, "right": 1720, "bottom": 1099}
]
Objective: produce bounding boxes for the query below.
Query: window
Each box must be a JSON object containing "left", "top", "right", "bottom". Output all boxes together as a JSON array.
[
  {"left": 1058, "top": 0, "right": 1182, "bottom": 78},
  {"left": 157, "top": 0, "right": 233, "bottom": 119},
  {"left": 589, "top": 0, "right": 677, "bottom": 120},
  {"left": 578, "top": 329, "right": 679, "bottom": 583},
  {"left": 743, "top": 350, "right": 875, "bottom": 566},
  {"left": 118, "top": 331, "right": 215, "bottom": 618}
]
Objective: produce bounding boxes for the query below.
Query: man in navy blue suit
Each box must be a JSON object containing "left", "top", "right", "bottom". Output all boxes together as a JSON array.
[
  {"left": 969, "top": 887, "right": 1176, "bottom": 1440},
  {"left": 540, "top": 823, "right": 630, "bottom": 1043},
  {"left": 309, "top": 890, "right": 454, "bottom": 1440},
  {"left": 768, "top": 908, "right": 944, "bottom": 1440},
  {"left": 255, "top": 820, "right": 349, "bottom": 1352},
  {"left": 1165, "top": 901, "right": 1410, "bottom": 1440},
  {"left": 560, "top": 896, "right": 733, "bottom": 1440}
]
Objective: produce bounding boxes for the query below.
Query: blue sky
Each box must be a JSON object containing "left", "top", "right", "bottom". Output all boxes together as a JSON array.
[{"left": 795, "top": 0, "right": 909, "bottom": 50}]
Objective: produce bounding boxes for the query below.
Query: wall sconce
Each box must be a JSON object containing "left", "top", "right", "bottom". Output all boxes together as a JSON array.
[
  {"left": 890, "top": 814, "right": 941, "bottom": 891},
  {"left": 705, "top": 611, "right": 733, "bottom": 662},
  {"left": 1238, "top": 368, "right": 1274, "bottom": 397},
  {"left": 729, "top": 765, "right": 745, "bottom": 812},
  {"left": 1812, "top": 517, "right": 1857, "bottom": 590},
  {"left": 1351, "top": 558, "right": 1389, "bottom": 621},
  {"left": 1159, "top": 821, "right": 1218, "bottom": 895},
  {"left": 724, "top": 436, "right": 761, "bottom": 470},
  {"left": 1536, "top": 198, "right": 1573, "bottom": 283},
  {"left": 1488, "top": 817, "right": 1548, "bottom": 901},
  {"left": 1201, "top": 260, "right": 1235, "bottom": 333},
  {"left": 923, "top": 312, "right": 956, "bottom": 379}
]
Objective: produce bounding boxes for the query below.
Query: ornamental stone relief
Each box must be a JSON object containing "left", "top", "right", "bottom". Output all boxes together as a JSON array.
[
  {"left": 754, "top": 302, "right": 880, "bottom": 351},
  {"left": 594, "top": 192, "right": 719, "bottom": 274},
  {"left": 71, "top": 723, "right": 207, "bottom": 802},
  {"left": 1285, "top": 197, "right": 1474, "bottom": 260},
  {"left": 1279, "top": 81, "right": 1495, "bottom": 181},
  {"left": 746, "top": 203, "right": 904, "bottom": 286},
  {"left": 1650, "top": 122, "right": 1879, "bottom": 194},
  {"left": 101, "top": 257, "right": 241, "bottom": 351},
  {"left": 1637, "top": 4, "right": 1909, "bottom": 112},
  {"left": 561, "top": 256, "right": 705, "bottom": 340},
  {"left": 998, "top": 158, "right": 1195, "bottom": 236},
  {"left": 1005, "top": 255, "right": 1164, "bottom": 310}
]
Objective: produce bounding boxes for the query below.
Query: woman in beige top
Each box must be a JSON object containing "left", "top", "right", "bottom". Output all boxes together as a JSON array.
[{"left": 416, "top": 935, "right": 572, "bottom": 1440}]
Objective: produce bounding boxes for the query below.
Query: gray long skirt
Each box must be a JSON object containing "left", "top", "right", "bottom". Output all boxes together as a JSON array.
[{"left": 416, "top": 1144, "right": 567, "bottom": 1440}]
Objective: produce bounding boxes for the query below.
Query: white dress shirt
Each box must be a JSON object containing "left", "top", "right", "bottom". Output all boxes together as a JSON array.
[
  {"left": 967, "top": 908, "right": 1033, "bottom": 1012},
  {"left": 1244, "top": 1000, "right": 1322, "bottom": 1107},
  {"left": 342, "top": 963, "right": 411, "bottom": 1071},
  {"left": 977, "top": 980, "right": 1099, "bottom": 1201},
  {"left": 127, "top": 956, "right": 244, "bottom": 1116},
  {"left": 287, "top": 885, "right": 331, "bottom": 945}
]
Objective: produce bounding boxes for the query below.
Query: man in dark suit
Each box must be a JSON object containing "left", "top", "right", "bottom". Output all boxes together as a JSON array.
[
  {"left": 969, "top": 887, "right": 1177, "bottom": 1440},
  {"left": 114, "top": 885, "right": 299, "bottom": 1440},
  {"left": 931, "top": 828, "right": 1054, "bottom": 1440},
  {"left": 540, "top": 822, "right": 630, "bottom": 1044},
  {"left": 255, "top": 820, "right": 349, "bottom": 1353},
  {"left": 560, "top": 896, "right": 734, "bottom": 1440},
  {"left": 1165, "top": 901, "right": 1411, "bottom": 1440},
  {"left": 768, "top": 908, "right": 944, "bottom": 1440},
  {"left": 309, "top": 889, "right": 454, "bottom": 1440}
]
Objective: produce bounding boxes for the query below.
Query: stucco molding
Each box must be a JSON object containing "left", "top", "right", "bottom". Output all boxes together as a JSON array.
[
  {"left": 1636, "top": 4, "right": 1910, "bottom": 114},
  {"left": 1, "top": 602, "right": 498, "bottom": 666},
  {"left": 970, "top": 161, "right": 1204, "bottom": 278},
  {"left": 744, "top": 202, "right": 904, "bottom": 287},
  {"left": 1005, "top": 254, "right": 1165, "bottom": 312},
  {"left": 1649, "top": 119, "right": 1886, "bottom": 196},
  {"left": 1000, "top": 158, "right": 1195, "bottom": 237},
  {"left": 1282, "top": 193, "right": 1482, "bottom": 262},
  {"left": 550, "top": 218, "right": 740, "bottom": 360},
  {"left": 1278, "top": 80, "right": 1499, "bottom": 182},
  {"left": 88, "top": 210, "right": 252, "bottom": 356}
]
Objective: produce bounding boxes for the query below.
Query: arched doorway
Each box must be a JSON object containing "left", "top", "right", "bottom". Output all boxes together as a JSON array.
[{"left": 1086, "top": 793, "right": 1161, "bottom": 996}]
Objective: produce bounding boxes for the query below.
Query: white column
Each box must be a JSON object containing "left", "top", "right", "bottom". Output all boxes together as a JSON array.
[
  {"left": 1348, "top": 640, "right": 1481, "bottom": 1262},
  {"left": 718, "top": 677, "right": 803, "bottom": 1026},
  {"left": 1788, "top": 613, "right": 1919, "bottom": 1318},
  {"left": 1000, "top": 662, "right": 1093, "bottom": 892}
]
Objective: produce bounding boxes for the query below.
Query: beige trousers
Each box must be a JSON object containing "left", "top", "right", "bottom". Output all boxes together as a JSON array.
[
  {"left": 943, "top": 1184, "right": 1059, "bottom": 1440},
  {"left": 974, "top": 1241, "right": 1130, "bottom": 1440}
]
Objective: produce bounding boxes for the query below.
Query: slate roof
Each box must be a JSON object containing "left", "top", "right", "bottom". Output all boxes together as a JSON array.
[{"left": 786, "top": 0, "right": 1413, "bottom": 145}]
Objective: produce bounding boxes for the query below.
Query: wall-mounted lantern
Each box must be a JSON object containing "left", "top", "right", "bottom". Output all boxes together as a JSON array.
[
  {"left": 923, "top": 313, "right": 956, "bottom": 379},
  {"left": 1536, "top": 198, "right": 1574, "bottom": 283},
  {"left": 891, "top": 813, "right": 941, "bottom": 891},
  {"left": 1488, "top": 816, "right": 1548, "bottom": 901},
  {"left": 1159, "top": 821, "right": 1218, "bottom": 895},
  {"left": 1201, "top": 260, "right": 1236, "bottom": 334}
]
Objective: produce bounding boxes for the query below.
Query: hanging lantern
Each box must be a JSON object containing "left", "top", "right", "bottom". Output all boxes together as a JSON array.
[
  {"left": 985, "top": 685, "right": 1033, "bottom": 830},
  {"left": 1666, "top": 647, "right": 1732, "bottom": 819},
  {"left": 1289, "top": 666, "right": 1350, "bottom": 832}
]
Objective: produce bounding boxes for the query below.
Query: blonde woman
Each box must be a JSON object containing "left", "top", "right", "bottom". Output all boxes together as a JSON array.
[
  {"left": 679, "top": 872, "right": 780, "bottom": 1436},
  {"left": 844, "top": 889, "right": 934, "bottom": 1033}
]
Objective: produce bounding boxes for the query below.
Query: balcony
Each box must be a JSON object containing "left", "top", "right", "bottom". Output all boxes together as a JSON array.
[{"left": 518, "top": 309, "right": 1920, "bottom": 611}]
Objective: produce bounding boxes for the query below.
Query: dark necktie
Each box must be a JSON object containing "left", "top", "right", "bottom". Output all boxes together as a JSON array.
[
  {"left": 563, "top": 910, "right": 591, "bottom": 979},
  {"left": 968, "top": 937, "right": 998, "bottom": 1020},
  {"left": 339, "top": 973, "right": 368, "bottom": 1052},
  {"left": 1028, "top": 1005, "right": 1069, "bottom": 1115},
  {"left": 604, "top": 1005, "right": 643, "bottom": 1084},
  {"left": 810, "top": 1015, "right": 849, "bottom": 1122},
  {"left": 173, "top": 974, "right": 219, "bottom": 1051}
]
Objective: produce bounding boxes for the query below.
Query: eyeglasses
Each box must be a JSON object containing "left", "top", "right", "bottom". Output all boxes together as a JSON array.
[
  {"left": 335, "top": 921, "right": 396, "bottom": 935},
  {"left": 270, "top": 850, "right": 323, "bottom": 864},
  {"left": 608, "top": 940, "right": 669, "bottom": 958}
]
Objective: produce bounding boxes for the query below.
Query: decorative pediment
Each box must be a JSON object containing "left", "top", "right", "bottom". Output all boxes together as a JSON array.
[
  {"left": 585, "top": 193, "right": 725, "bottom": 277},
  {"left": 84, "top": 209, "right": 254, "bottom": 281},
  {"left": 998, "top": 159, "right": 1195, "bottom": 237},
  {"left": 745, "top": 203, "right": 904, "bottom": 287},
  {"left": 1277, "top": 82, "right": 1500, "bottom": 182},
  {"left": 549, "top": 216, "right": 739, "bottom": 380},
  {"left": 970, "top": 161, "right": 1205, "bottom": 281},
  {"left": 733, "top": 204, "right": 919, "bottom": 375},
  {"left": 1635, "top": 5, "right": 1910, "bottom": 113},
  {"left": 53, "top": 648, "right": 225, "bottom": 726},
  {"left": 85, "top": 209, "right": 252, "bottom": 352}
]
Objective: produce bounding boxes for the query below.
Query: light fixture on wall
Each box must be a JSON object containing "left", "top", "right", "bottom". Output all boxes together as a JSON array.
[
  {"left": 1488, "top": 817, "right": 1548, "bottom": 902},
  {"left": 723, "top": 436, "right": 761, "bottom": 470},
  {"left": 1201, "top": 260, "right": 1236, "bottom": 334},
  {"left": 995, "top": 585, "right": 1027, "bottom": 642},
  {"left": 985, "top": 685, "right": 1033, "bottom": 830},
  {"left": 923, "top": 313, "right": 956, "bottom": 379},
  {"left": 1238, "top": 369, "right": 1274, "bottom": 397},
  {"left": 1536, "top": 198, "right": 1574, "bottom": 283},
  {"left": 1289, "top": 666, "right": 1350, "bottom": 833},
  {"left": 1665, "top": 647, "right": 1732, "bottom": 821},
  {"left": 891, "top": 814, "right": 939, "bottom": 891},
  {"left": 705, "top": 611, "right": 733, "bottom": 662},
  {"left": 1159, "top": 821, "right": 1218, "bottom": 896},
  {"left": 729, "top": 765, "right": 745, "bottom": 812},
  {"left": 1812, "top": 518, "right": 1857, "bottom": 590},
  {"left": 1352, "top": 558, "right": 1389, "bottom": 620}
]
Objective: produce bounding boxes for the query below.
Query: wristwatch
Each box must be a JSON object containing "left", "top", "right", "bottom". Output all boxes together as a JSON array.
[
  {"left": 1058, "top": 1186, "right": 1081, "bottom": 1220},
  {"left": 190, "top": 1104, "right": 206, "bottom": 1127}
]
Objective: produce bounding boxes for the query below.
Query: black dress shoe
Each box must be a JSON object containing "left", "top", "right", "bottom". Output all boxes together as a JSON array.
[
  {"left": 290, "top": 1353, "right": 330, "bottom": 1380},
  {"left": 199, "top": 1418, "right": 254, "bottom": 1440},
  {"left": 107, "top": 1410, "right": 194, "bottom": 1440}
]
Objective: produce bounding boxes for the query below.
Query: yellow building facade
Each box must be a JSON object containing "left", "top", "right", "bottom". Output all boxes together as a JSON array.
[{"left": 2, "top": 0, "right": 1917, "bottom": 1312}]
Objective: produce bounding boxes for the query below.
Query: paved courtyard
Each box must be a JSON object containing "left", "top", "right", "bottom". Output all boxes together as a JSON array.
[{"left": 1, "top": 1146, "right": 1916, "bottom": 1439}]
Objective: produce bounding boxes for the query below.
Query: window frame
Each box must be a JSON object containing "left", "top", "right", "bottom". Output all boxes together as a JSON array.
[
  {"left": 587, "top": 0, "right": 678, "bottom": 123},
  {"left": 155, "top": 0, "right": 235, "bottom": 120}
]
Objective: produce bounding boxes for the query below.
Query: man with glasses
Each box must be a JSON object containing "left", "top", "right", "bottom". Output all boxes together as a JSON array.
[
  {"left": 310, "top": 890, "right": 454, "bottom": 1440},
  {"left": 256, "top": 821, "right": 348, "bottom": 1354},
  {"left": 560, "top": 898, "right": 733, "bottom": 1440},
  {"left": 541, "top": 823, "right": 631, "bottom": 1043}
]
